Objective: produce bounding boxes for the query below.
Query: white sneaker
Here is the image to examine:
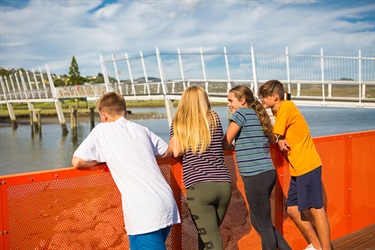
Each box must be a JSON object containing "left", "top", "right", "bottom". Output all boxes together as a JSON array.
[{"left": 304, "top": 244, "right": 317, "bottom": 250}]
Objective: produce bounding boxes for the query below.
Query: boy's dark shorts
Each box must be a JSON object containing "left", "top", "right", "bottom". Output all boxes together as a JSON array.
[{"left": 286, "top": 166, "right": 323, "bottom": 211}]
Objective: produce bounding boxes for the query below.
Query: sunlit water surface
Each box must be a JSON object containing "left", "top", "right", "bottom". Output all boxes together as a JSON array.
[{"left": 1, "top": 106, "right": 374, "bottom": 176}]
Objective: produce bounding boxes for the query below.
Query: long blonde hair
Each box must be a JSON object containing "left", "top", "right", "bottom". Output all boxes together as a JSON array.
[{"left": 173, "top": 86, "right": 217, "bottom": 154}]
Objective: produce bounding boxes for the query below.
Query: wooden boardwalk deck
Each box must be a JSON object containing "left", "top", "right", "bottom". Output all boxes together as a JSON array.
[{"left": 332, "top": 224, "right": 375, "bottom": 250}]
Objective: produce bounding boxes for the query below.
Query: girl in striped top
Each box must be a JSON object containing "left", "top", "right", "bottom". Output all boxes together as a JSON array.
[
  {"left": 222, "top": 85, "right": 291, "bottom": 250},
  {"left": 169, "top": 86, "right": 231, "bottom": 250}
]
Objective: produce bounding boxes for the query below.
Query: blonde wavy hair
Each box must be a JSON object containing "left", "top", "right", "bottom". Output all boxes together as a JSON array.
[{"left": 173, "top": 86, "right": 217, "bottom": 154}]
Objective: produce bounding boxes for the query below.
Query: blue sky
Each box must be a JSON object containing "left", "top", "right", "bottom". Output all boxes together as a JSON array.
[{"left": 0, "top": 0, "right": 374, "bottom": 76}]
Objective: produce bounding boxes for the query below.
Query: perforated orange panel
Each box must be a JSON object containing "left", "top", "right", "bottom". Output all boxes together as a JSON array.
[
  {"left": 1, "top": 130, "right": 374, "bottom": 250},
  {"left": 6, "top": 173, "right": 126, "bottom": 250}
]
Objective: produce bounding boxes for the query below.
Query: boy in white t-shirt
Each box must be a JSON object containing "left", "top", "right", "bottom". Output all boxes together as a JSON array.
[{"left": 72, "top": 91, "right": 181, "bottom": 250}]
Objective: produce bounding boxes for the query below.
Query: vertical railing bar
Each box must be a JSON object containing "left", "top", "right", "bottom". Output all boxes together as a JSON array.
[
  {"left": 10, "top": 74, "right": 19, "bottom": 99},
  {"left": 251, "top": 45, "right": 258, "bottom": 92},
  {"left": 125, "top": 53, "right": 136, "bottom": 96},
  {"left": 320, "top": 48, "right": 326, "bottom": 105},
  {"left": 178, "top": 48, "right": 186, "bottom": 91},
  {"left": 25, "top": 70, "right": 35, "bottom": 99},
  {"left": 0, "top": 77, "right": 8, "bottom": 100},
  {"left": 45, "top": 64, "right": 57, "bottom": 99},
  {"left": 16, "top": 72, "right": 27, "bottom": 99},
  {"left": 32, "top": 69, "right": 41, "bottom": 99},
  {"left": 286, "top": 47, "right": 291, "bottom": 94},
  {"left": 112, "top": 54, "right": 123, "bottom": 95},
  {"left": 358, "top": 49, "right": 363, "bottom": 106},
  {"left": 99, "top": 54, "right": 111, "bottom": 93},
  {"left": 200, "top": 47, "right": 208, "bottom": 93},
  {"left": 224, "top": 46, "right": 231, "bottom": 92},
  {"left": 39, "top": 67, "right": 48, "bottom": 98},
  {"left": 140, "top": 50, "right": 151, "bottom": 96},
  {"left": 156, "top": 46, "right": 167, "bottom": 95},
  {"left": 4, "top": 77, "right": 13, "bottom": 99}
]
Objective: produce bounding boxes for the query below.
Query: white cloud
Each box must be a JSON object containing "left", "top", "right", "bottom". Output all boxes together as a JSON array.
[{"left": 0, "top": 0, "right": 374, "bottom": 76}]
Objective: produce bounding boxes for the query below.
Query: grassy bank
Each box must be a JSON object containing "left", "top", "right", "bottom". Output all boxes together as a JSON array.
[{"left": 0, "top": 99, "right": 168, "bottom": 118}]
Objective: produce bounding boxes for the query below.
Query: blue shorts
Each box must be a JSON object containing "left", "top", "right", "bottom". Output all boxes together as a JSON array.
[
  {"left": 286, "top": 166, "right": 323, "bottom": 211},
  {"left": 128, "top": 226, "right": 171, "bottom": 250}
]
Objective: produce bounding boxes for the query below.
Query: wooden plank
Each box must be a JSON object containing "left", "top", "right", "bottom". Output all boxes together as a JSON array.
[{"left": 332, "top": 224, "right": 375, "bottom": 250}]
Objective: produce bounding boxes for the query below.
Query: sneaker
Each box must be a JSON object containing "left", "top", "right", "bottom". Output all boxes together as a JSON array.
[{"left": 304, "top": 244, "right": 317, "bottom": 250}]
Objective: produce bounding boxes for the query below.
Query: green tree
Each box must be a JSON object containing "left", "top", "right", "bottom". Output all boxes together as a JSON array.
[
  {"left": 68, "top": 56, "right": 81, "bottom": 85},
  {"left": 53, "top": 78, "right": 65, "bottom": 87}
]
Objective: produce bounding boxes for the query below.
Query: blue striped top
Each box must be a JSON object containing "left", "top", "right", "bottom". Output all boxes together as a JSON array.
[
  {"left": 170, "top": 111, "right": 231, "bottom": 188},
  {"left": 231, "top": 108, "right": 274, "bottom": 176}
]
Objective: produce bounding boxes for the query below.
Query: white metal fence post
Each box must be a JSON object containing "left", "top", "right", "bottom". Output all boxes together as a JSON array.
[
  {"left": 32, "top": 69, "right": 41, "bottom": 99},
  {"left": 320, "top": 48, "right": 326, "bottom": 105},
  {"left": 45, "top": 64, "right": 57, "bottom": 99},
  {"left": 99, "top": 54, "right": 111, "bottom": 93},
  {"left": 125, "top": 53, "right": 136, "bottom": 96},
  {"left": 178, "top": 48, "right": 186, "bottom": 90},
  {"left": 224, "top": 46, "right": 231, "bottom": 92},
  {"left": 112, "top": 54, "right": 123, "bottom": 95},
  {"left": 251, "top": 46, "right": 258, "bottom": 92},
  {"left": 286, "top": 47, "right": 291, "bottom": 94},
  {"left": 140, "top": 50, "right": 151, "bottom": 95},
  {"left": 156, "top": 46, "right": 168, "bottom": 95},
  {"left": 38, "top": 67, "right": 48, "bottom": 98},
  {"left": 359, "top": 49, "right": 363, "bottom": 106},
  {"left": 200, "top": 47, "right": 208, "bottom": 93}
]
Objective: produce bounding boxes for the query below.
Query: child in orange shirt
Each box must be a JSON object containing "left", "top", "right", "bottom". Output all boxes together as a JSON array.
[{"left": 258, "top": 80, "right": 331, "bottom": 250}]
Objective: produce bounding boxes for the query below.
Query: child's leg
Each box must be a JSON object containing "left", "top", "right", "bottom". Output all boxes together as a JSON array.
[
  {"left": 287, "top": 175, "right": 322, "bottom": 249},
  {"left": 215, "top": 182, "right": 231, "bottom": 226},
  {"left": 243, "top": 171, "right": 291, "bottom": 250},
  {"left": 287, "top": 205, "right": 321, "bottom": 249},
  {"left": 186, "top": 182, "right": 226, "bottom": 250},
  {"left": 310, "top": 207, "right": 331, "bottom": 250}
]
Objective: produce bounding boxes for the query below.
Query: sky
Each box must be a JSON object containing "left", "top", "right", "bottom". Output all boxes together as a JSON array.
[{"left": 0, "top": 0, "right": 374, "bottom": 77}]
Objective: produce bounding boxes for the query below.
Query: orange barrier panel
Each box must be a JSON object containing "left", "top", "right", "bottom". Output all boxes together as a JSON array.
[{"left": 1, "top": 130, "right": 374, "bottom": 249}]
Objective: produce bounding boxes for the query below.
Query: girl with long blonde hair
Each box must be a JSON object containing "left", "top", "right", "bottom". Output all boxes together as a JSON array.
[{"left": 169, "top": 86, "right": 231, "bottom": 250}]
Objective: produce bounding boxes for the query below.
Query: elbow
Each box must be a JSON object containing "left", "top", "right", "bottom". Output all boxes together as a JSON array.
[
  {"left": 71, "top": 157, "right": 78, "bottom": 168},
  {"left": 222, "top": 140, "right": 231, "bottom": 150},
  {"left": 72, "top": 156, "right": 83, "bottom": 169},
  {"left": 162, "top": 147, "right": 173, "bottom": 158}
]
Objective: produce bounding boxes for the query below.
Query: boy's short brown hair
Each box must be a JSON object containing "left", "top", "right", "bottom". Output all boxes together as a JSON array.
[
  {"left": 96, "top": 92, "right": 127, "bottom": 116},
  {"left": 258, "top": 80, "right": 285, "bottom": 100}
]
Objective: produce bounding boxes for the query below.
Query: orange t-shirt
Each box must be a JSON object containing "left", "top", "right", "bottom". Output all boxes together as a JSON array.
[{"left": 273, "top": 101, "right": 321, "bottom": 176}]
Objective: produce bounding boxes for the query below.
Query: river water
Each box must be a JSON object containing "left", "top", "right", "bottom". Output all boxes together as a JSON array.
[{"left": 1, "top": 106, "right": 374, "bottom": 176}]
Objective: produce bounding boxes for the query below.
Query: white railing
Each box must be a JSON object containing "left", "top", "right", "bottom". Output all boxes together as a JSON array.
[
  {"left": 100, "top": 46, "right": 375, "bottom": 105},
  {"left": 1, "top": 46, "right": 374, "bottom": 108}
]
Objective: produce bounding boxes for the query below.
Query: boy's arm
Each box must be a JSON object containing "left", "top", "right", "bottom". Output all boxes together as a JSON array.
[
  {"left": 72, "top": 156, "right": 101, "bottom": 169},
  {"left": 156, "top": 146, "right": 173, "bottom": 159},
  {"left": 274, "top": 134, "right": 290, "bottom": 151}
]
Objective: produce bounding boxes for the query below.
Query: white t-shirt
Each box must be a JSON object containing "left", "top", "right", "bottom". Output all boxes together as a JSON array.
[{"left": 73, "top": 117, "right": 181, "bottom": 235}]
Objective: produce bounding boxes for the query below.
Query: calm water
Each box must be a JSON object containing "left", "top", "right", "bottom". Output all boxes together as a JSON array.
[{"left": 1, "top": 106, "right": 374, "bottom": 176}]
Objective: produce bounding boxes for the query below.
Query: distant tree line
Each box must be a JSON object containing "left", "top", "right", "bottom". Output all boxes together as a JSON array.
[{"left": 0, "top": 56, "right": 106, "bottom": 87}]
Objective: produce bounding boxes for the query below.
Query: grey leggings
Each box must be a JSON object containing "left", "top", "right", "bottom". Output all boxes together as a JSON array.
[
  {"left": 242, "top": 170, "right": 291, "bottom": 250},
  {"left": 186, "top": 181, "right": 231, "bottom": 250}
]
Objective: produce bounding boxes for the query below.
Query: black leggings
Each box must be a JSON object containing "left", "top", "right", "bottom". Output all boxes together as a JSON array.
[
  {"left": 242, "top": 170, "right": 291, "bottom": 250},
  {"left": 186, "top": 181, "right": 231, "bottom": 250}
]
